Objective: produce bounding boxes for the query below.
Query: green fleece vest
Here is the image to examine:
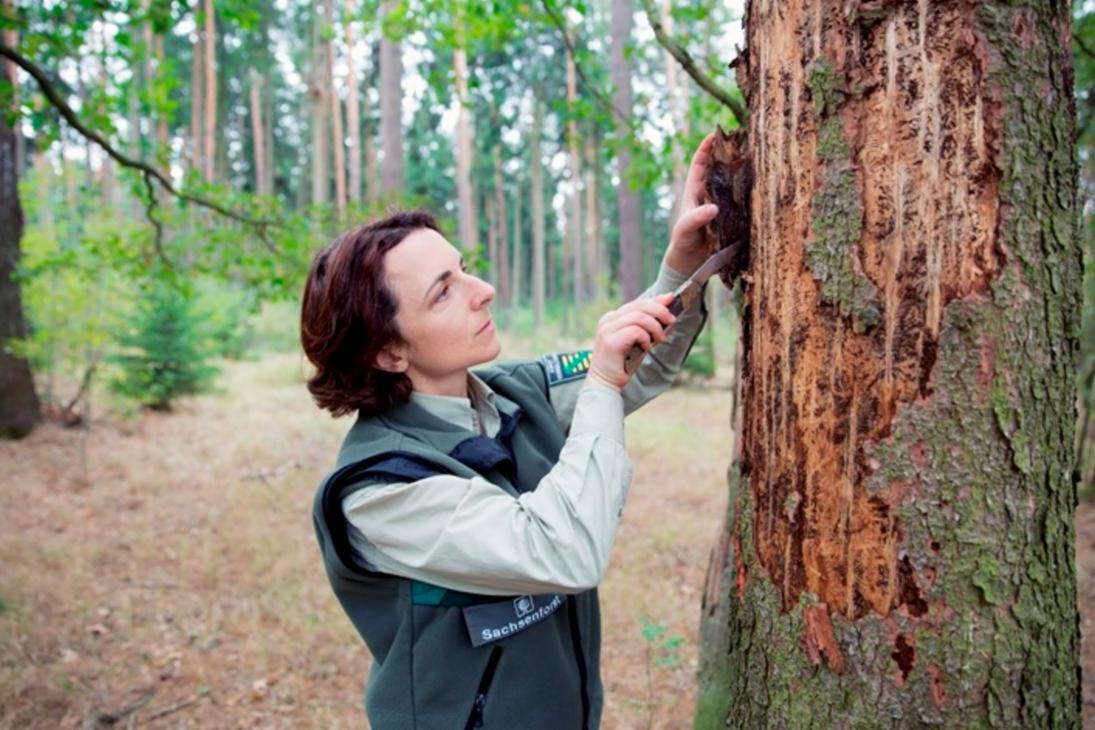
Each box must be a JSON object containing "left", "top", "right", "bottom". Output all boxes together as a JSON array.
[{"left": 312, "top": 361, "right": 602, "bottom": 729}]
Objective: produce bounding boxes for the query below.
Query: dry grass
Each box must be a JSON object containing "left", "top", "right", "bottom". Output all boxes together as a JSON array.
[{"left": 0, "top": 343, "right": 734, "bottom": 729}]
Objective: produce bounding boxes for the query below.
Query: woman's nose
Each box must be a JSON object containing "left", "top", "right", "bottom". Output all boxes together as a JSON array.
[{"left": 470, "top": 276, "right": 495, "bottom": 309}]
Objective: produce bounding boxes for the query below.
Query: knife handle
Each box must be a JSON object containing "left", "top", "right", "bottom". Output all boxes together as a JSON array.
[{"left": 621, "top": 288, "right": 691, "bottom": 375}]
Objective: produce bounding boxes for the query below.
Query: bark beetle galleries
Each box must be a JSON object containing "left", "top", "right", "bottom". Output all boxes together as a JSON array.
[{"left": 731, "top": 1, "right": 1006, "bottom": 621}]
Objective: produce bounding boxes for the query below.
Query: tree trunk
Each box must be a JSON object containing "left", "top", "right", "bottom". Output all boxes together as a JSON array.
[
  {"left": 0, "top": 41, "right": 40, "bottom": 439},
  {"left": 566, "top": 24, "right": 583, "bottom": 305},
  {"left": 662, "top": 0, "right": 688, "bottom": 225},
  {"left": 202, "top": 0, "right": 216, "bottom": 182},
  {"left": 190, "top": 20, "right": 203, "bottom": 177},
  {"left": 512, "top": 182, "right": 523, "bottom": 308},
  {"left": 454, "top": 45, "right": 478, "bottom": 253},
  {"left": 584, "top": 133, "right": 601, "bottom": 301},
  {"left": 378, "top": 1, "right": 403, "bottom": 196},
  {"left": 249, "top": 70, "right": 268, "bottom": 196},
  {"left": 311, "top": 4, "right": 329, "bottom": 206},
  {"left": 611, "top": 0, "right": 641, "bottom": 300},
  {"left": 364, "top": 38, "right": 379, "bottom": 206},
  {"left": 531, "top": 101, "right": 545, "bottom": 326},
  {"left": 327, "top": 0, "right": 347, "bottom": 214},
  {"left": 697, "top": 2, "right": 1082, "bottom": 727},
  {"left": 493, "top": 143, "right": 510, "bottom": 307},
  {"left": 485, "top": 193, "right": 498, "bottom": 287},
  {"left": 344, "top": 0, "right": 362, "bottom": 204}
]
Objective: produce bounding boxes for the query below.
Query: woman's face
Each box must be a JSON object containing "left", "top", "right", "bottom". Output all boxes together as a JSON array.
[{"left": 381, "top": 228, "right": 501, "bottom": 395}]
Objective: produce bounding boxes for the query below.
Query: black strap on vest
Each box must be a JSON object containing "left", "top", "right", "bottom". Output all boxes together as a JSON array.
[{"left": 331, "top": 409, "right": 530, "bottom": 607}]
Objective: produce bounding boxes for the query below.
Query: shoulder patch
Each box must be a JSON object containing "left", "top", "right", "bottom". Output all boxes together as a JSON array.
[{"left": 540, "top": 350, "right": 592, "bottom": 386}]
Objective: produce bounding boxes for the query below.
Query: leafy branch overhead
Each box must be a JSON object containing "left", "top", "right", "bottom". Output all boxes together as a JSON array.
[
  {"left": 0, "top": 43, "right": 279, "bottom": 261},
  {"left": 636, "top": 0, "right": 746, "bottom": 126}
]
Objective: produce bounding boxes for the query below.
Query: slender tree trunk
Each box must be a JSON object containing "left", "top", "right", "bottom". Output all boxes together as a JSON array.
[
  {"left": 531, "top": 100, "right": 545, "bottom": 326},
  {"left": 249, "top": 69, "right": 268, "bottom": 196},
  {"left": 327, "top": 0, "right": 347, "bottom": 214},
  {"left": 378, "top": 1, "right": 403, "bottom": 196},
  {"left": 566, "top": 24, "right": 583, "bottom": 305},
  {"left": 344, "top": 0, "right": 362, "bottom": 204},
  {"left": 364, "top": 38, "right": 379, "bottom": 206},
  {"left": 662, "top": 0, "right": 687, "bottom": 226},
  {"left": 0, "top": 33, "right": 40, "bottom": 439},
  {"left": 697, "top": 2, "right": 1082, "bottom": 726},
  {"left": 311, "top": 5, "right": 329, "bottom": 206},
  {"left": 154, "top": 35, "right": 169, "bottom": 152},
  {"left": 454, "top": 45, "right": 478, "bottom": 252},
  {"left": 485, "top": 193, "right": 498, "bottom": 287},
  {"left": 493, "top": 144, "right": 510, "bottom": 307},
  {"left": 584, "top": 134, "right": 601, "bottom": 300},
  {"left": 190, "top": 19, "right": 203, "bottom": 177},
  {"left": 202, "top": 0, "right": 216, "bottom": 182},
  {"left": 611, "top": 0, "right": 641, "bottom": 300},
  {"left": 512, "top": 182, "right": 523, "bottom": 308}
]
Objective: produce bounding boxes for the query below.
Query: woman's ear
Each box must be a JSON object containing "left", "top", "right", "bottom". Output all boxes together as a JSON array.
[{"left": 374, "top": 342, "right": 409, "bottom": 373}]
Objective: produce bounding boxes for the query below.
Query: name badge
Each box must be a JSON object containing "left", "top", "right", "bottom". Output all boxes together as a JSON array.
[{"left": 462, "top": 594, "right": 566, "bottom": 647}]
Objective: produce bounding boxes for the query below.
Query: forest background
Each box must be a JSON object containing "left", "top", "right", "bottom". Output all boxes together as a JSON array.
[{"left": 1, "top": 0, "right": 1095, "bottom": 727}]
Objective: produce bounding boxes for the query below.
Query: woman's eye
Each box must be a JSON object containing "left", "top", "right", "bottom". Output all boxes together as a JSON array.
[{"left": 437, "top": 286, "right": 449, "bottom": 302}]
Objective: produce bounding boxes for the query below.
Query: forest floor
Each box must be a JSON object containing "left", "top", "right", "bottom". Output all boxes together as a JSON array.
[
  {"left": 2, "top": 345, "right": 1094, "bottom": 728},
  {"left": 0, "top": 344, "right": 736, "bottom": 729}
]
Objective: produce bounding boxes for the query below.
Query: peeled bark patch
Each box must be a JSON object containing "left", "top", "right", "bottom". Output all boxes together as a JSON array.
[{"left": 697, "top": 0, "right": 1081, "bottom": 726}]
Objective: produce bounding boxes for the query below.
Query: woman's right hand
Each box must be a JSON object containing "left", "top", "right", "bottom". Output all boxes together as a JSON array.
[{"left": 586, "top": 293, "right": 677, "bottom": 392}]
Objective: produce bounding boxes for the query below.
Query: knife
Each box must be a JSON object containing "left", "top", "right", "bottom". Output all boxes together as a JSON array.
[{"left": 622, "top": 242, "right": 742, "bottom": 375}]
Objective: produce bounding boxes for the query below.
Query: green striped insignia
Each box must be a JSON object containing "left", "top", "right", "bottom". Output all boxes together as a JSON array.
[{"left": 540, "top": 349, "right": 592, "bottom": 385}]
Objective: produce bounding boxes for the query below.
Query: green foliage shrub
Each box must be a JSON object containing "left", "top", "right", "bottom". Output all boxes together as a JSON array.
[
  {"left": 682, "top": 325, "right": 716, "bottom": 379},
  {"left": 109, "top": 284, "right": 218, "bottom": 411}
]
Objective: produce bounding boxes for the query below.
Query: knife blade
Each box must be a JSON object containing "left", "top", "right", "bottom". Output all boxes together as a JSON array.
[{"left": 622, "top": 242, "right": 742, "bottom": 375}]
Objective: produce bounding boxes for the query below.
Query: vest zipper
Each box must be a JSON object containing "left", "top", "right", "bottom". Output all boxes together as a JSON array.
[
  {"left": 464, "top": 645, "right": 503, "bottom": 729},
  {"left": 567, "top": 598, "right": 591, "bottom": 729}
]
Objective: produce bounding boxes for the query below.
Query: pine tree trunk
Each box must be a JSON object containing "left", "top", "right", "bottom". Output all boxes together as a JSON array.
[
  {"left": 0, "top": 40, "right": 40, "bottom": 439},
  {"left": 249, "top": 70, "right": 267, "bottom": 196},
  {"left": 364, "top": 38, "right": 379, "bottom": 206},
  {"left": 584, "top": 133, "right": 601, "bottom": 300},
  {"left": 202, "top": 0, "right": 216, "bottom": 182},
  {"left": 566, "top": 25, "right": 583, "bottom": 305},
  {"left": 454, "top": 45, "right": 478, "bottom": 253},
  {"left": 3, "top": 21, "right": 20, "bottom": 175},
  {"left": 311, "top": 5, "right": 329, "bottom": 206},
  {"left": 485, "top": 193, "right": 498, "bottom": 288},
  {"left": 378, "top": 1, "right": 403, "bottom": 196},
  {"left": 327, "top": 0, "right": 347, "bottom": 214},
  {"left": 512, "top": 183, "right": 523, "bottom": 308},
  {"left": 531, "top": 101, "right": 546, "bottom": 326},
  {"left": 344, "top": 0, "right": 362, "bottom": 204},
  {"left": 697, "top": 2, "right": 1082, "bottom": 727},
  {"left": 493, "top": 144, "right": 510, "bottom": 307},
  {"left": 190, "top": 21, "right": 203, "bottom": 177},
  {"left": 611, "top": 0, "right": 641, "bottom": 300}
]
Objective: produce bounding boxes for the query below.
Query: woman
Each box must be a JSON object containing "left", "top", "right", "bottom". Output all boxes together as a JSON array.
[{"left": 302, "top": 134, "right": 726, "bottom": 729}]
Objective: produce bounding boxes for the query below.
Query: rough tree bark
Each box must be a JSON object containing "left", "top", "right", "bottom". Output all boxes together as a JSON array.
[
  {"left": 0, "top": 34, "right": 41, "bottom": 439},
  {"left": 697, "top": 1, "right": 1082, "bottom": 727}
]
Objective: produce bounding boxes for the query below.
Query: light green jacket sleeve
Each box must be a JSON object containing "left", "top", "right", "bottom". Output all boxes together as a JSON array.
[{"left": 548, "top": 262, "right": 707, "bottom": 433}]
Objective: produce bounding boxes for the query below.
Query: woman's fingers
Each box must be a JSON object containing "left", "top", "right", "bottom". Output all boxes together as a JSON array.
[
  {"left": 610, "top": 311, "right": 669, "bottom": 345},
  {"left": 674, "top": 203, "right": 719, "bottom": 239},
  {"left": 683, "top": 131, "right": 717, "bottom": 203}
]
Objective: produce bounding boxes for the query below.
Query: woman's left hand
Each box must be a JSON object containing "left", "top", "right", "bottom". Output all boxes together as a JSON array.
[{"left": 665, "top": 132, "right": 720, "bottom": 275}]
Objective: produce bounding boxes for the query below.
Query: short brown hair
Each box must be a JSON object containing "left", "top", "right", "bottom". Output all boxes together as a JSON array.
[{"left": 300, "top": 210, "right": 441, "bottom": 417}]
